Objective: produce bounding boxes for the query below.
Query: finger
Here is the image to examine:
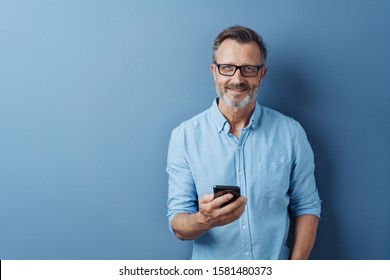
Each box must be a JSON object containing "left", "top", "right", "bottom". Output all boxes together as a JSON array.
[
  {"left": 220, "top": 196, "right": 247, "bottom": 212},
  {"left": 199, "top": 193, "right": 214, "bottom": 204},
  {"left": 212, "top": 193, "right": 234, "bottom": 208},
  {"left": 220, "top": 197, "right": 247, "bottom": 222},
  {"left": 212, "top": 197, "right": 247, "bottom": 226}
]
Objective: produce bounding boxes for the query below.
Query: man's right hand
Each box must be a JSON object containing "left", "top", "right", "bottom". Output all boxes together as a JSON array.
[
  {"left": 196, "top": 193, "right": 247, "bottom": 229},
  {"left": 171, "top": 193, "right": 247, "bottom": 240}
]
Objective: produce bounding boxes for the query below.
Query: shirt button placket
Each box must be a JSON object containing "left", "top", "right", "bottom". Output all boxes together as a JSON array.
[{"left": 237, "top": 136, "right": 251, "bottom": 259}]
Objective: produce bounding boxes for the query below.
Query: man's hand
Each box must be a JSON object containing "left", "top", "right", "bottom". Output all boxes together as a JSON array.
[
  {"left": 171, "top": 193, "right": 247, "bottom": 240},
  {"left": 197, "top": 193, "right": 247, "bottom": 228}
]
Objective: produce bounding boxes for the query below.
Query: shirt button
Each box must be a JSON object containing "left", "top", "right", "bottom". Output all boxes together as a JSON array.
[
  {"left": 239, "top": 171, "right": 244, "bottom": 176},
  {"left": 238, "top": 145, "right": 241, "bottom": 150},
  {"left": 244, "top": 252, "right": 249, "bottom": 256},
  {"left": 242, "top": 225, "right": 247, "bottom": 230}
]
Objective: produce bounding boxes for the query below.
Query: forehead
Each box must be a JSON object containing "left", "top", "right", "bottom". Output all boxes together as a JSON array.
[{"left": 215, "top": 39, "right": 262, "bottom": 64}]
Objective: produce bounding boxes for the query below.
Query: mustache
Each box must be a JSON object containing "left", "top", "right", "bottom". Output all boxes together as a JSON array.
[{"left": 225, "top": 83, "right": 248, "bottom": 91}]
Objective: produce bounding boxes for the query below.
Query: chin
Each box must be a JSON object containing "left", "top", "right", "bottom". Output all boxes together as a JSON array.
[{"left": 222, "top": 95, "right": 253, "bottom": 109}]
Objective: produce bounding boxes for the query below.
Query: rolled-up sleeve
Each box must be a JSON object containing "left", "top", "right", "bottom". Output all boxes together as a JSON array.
[
  {"left": 166, "top": 127, "right": 198, "bottom": 233},
  {"left": 288, "top": 124, "right": 322, "bottom": 219}
]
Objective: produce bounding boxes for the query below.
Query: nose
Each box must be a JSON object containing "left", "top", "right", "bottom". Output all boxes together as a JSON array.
[{"left": 231, "top": 68, "right": 245, "bottom": 82}]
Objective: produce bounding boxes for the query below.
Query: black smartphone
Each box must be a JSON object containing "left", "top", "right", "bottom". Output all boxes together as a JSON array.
[{"left": 213, "top": 185, "right": 241, "bottom": 207}]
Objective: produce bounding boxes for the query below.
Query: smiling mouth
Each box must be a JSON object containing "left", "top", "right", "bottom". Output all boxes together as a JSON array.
[
  {"left": 225, "top": 83, "right": 248, "bottom": 93},
  {"left": 229, "top": 87, "right": 246, "bottom": 92},
  {"left": 227, "top": 87, "right": 247, "bottom": 95}
]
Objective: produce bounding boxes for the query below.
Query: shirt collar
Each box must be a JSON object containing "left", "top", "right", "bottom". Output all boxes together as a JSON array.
[{"left": 210, "top": 98, "right": 262, "bottom": 133}]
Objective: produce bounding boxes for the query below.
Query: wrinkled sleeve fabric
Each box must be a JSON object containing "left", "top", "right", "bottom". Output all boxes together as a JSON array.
[
  {"left": 166, "top": 127, "right": 198, "bottom": 234},
  {"left": 288, "top": 124, "right": 321, "bottom": 219}
]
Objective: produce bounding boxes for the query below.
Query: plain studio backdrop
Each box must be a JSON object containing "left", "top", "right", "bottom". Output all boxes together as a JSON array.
[{"left": 0, "top": 0, "right": 389, "bottom": 259}]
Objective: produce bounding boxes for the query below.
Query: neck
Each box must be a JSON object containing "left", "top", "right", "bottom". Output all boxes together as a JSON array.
[{"left": 218, "top": 100, "right": 255, "bottom": 138}]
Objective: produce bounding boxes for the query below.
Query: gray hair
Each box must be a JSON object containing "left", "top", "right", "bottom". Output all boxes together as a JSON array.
[{"left": 212, "top": 25, "right": 268, "bottom": 66}]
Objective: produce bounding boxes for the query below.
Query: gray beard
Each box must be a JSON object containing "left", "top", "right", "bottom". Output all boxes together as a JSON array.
[{"left": 216, "top": 86, "right": 259, "bottom": 109}]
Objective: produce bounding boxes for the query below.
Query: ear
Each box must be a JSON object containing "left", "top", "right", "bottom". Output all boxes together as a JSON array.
[
  {"left": 261, "top": 67, "right": 268, "bottom": 79},
  {"left": 210, "top": 64, "right": 217, "bottom": 81},
  {"left": 259, "top": 67, "right": 268, "bottom": 83}
]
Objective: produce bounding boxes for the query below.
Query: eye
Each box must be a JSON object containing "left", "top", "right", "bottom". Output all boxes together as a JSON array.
[
  {"left": 242, "top": 66, "right": 257, "bottom": 73},
  {"left": 220, "top": 64, "right": 234, "bottom": 71}
]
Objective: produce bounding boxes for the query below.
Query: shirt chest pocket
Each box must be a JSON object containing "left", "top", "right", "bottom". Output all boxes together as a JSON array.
[{"left": 257, "top": 161, "right": 291, "bottom": 198}]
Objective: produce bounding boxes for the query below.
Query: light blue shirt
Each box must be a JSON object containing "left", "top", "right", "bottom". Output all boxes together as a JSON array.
[{"left": 167, "top": 98, "right": 321, "bottom": 259}]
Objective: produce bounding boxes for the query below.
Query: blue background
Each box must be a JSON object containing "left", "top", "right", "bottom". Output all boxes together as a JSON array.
[{"left": 0, "top": 0, "right": 389, "bottom": 260}]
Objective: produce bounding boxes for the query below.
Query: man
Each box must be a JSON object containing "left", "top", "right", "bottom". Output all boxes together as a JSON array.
[{"left": 167, "top": 25, "right": 321, "bottom": 260}]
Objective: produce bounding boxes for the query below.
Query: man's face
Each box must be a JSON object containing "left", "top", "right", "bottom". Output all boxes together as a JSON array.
[{"left": 211, "top": 39, "right": 267, "bottom": 110}]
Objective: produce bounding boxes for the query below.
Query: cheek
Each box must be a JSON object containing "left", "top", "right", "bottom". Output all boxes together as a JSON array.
[
  {"left": 216, "top": 77, "right": 229, "bottom": 88},
  {"left": 252, "top": 83, "right": 260, "bottom": 90},
  {"left": 216, "top": 83, "right": 227, "bottom": 93},
  {"left": 251, "top": 78, "right": 262, "bottom": 89}
]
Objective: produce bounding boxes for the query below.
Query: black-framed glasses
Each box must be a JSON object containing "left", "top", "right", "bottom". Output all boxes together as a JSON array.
[{"left": 215, "top": 63, "right": 264, "bottom": 77}]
